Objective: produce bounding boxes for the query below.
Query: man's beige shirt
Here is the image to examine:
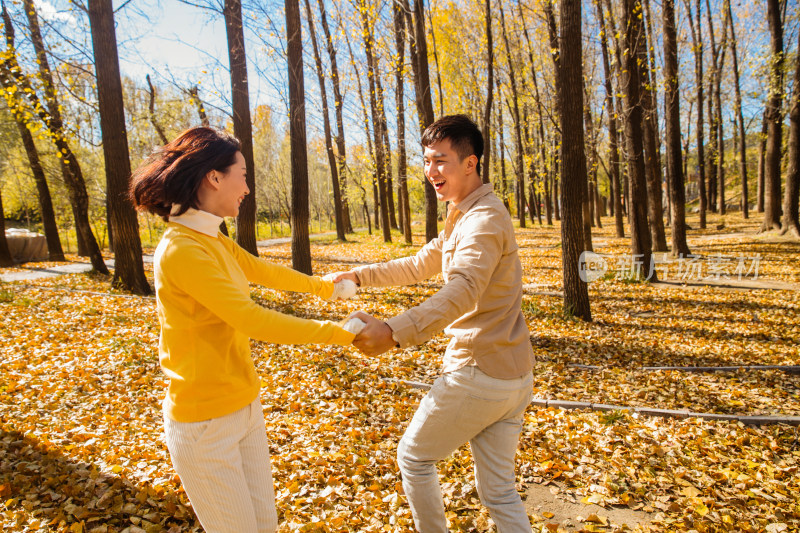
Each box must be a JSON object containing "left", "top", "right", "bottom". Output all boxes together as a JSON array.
[{"left": 354, "top": 184, "right": 534, "bottom": 379}]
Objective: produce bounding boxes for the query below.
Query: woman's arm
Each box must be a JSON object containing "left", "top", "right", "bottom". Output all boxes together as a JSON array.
[
  {"left": 224, "top": 236, "right": 336, "bottom": 299},
  {"left": 160, "top": 238, "right": 353, "bottom": 345}
]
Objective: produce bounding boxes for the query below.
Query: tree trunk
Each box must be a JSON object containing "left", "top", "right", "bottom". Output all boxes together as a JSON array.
[
  {"left": 757, "top": 112, "right": 767, "bottom": 213},
  {"left": 304, "top": 0, "right": 345, "bottom": 241},
  {"left": 285, "top": 0, "right": 311, "bottom": 273},
  {"left": 595, "top": 0, "right": 624, "bottom": 238},
  {"left": 725, "top": 0, "right": 748, "bottom": 219},
  {"left": 762, "top": 0, "right": 784, "bottom": 232},
  {"left": 499, "top": 1, "right": 525, "bottom": 227},
  {"left": 558, "top": 0, "right": 591, "bottom": 321},
  {"left": 405, "top": 0, "right": 438, "bottom": 241},
  {"left": 88, "top": 0, "right": 150, "bottom": 294},
  {"left": 482, "top": 0, "right": 493, "bottom": 185},
  {"left": 377, "top": 77, "right": 398, "bottom": 231},
  {"left": 498, "top": 92, "right": 511, "bottom": 212},
  {"left": 707, "top": 0, "right": 729, "bottom": 216},
  {"left": 684, "top": 0, "right": 707, "bottom": 228},
  {"left": 427, "top": 4, "right": 444, "bottom": 116},
  {"left": 393, "top": 0, "right": 412, "bottom": 243},
  {"left": 12, "top": 106, "right": 64, "bottom": 261},
  {"left": 663, "top": 0, "right": 690, "bottom": 256},
  {"left": 582, "top": 81, "right": 595, "bottom": 251},
  {"left": 638, "top": 8, "right": 667, "bottom": 252},
  {"left": 622, "top": 0, "right": 657, "bottom": 281},
  {"left": 317, "top": 0, "right": 351, "bottom": 233},
  {"left": 519, "top": 3, "right": 551, "bottom": 226},
  {"left": 224, "top": 0, "right": 257, "bottom": 255},
  {"left": 145, "top": 74, "right": 169, "bottom": 145},
  {"left": 7, "top": 2, "right": 107, "bottom": 273},
  {"left": 781, "top": 27, "right": 800, "bottom": 237},
  {"left": 187, "top": 85, "right": 211, "bottom": 127},
  {"left": 0, "top": 188, "right": 14, "bottom": 266},
  {"left": 358, "top": 0, "right": 391, "bottom": 243}
]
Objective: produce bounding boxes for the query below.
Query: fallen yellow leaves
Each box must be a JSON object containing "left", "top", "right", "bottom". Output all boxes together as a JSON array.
[{"left": 1, "top": 216, "right": 799, "bottom": 531}]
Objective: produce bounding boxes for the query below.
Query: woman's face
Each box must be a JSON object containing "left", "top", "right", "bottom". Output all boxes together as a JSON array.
[{"left": 215, "top": 151, "right": 249, "bottom": 218}]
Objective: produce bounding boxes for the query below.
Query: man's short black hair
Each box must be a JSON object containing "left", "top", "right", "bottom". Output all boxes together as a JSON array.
[{"left": 421, "top": 114, "right": 484, "bottom": 177}]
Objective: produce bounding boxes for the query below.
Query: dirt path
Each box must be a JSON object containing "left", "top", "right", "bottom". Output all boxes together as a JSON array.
[{"left": 524, "top": 482, "right": 653, "bottom": 530}]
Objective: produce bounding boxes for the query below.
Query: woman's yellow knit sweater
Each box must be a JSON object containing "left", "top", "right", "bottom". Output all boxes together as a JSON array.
[{"left": 154, "top": 211, "right": 354, "bottom": 423}]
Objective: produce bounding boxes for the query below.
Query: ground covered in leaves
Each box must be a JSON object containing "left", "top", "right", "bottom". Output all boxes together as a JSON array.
[{"left": 1, "top": 213, "right": 799, "bottom": 532}]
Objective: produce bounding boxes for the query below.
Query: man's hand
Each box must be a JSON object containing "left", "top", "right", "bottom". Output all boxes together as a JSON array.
[
  {"left": 350, "top": 311, "right": 397, "bottom": 356},
  {"left": 330, "top": 271, "right": 361, "bottom": 286}
]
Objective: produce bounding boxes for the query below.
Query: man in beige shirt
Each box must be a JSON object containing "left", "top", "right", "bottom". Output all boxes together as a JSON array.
[{"left": 337, "top": 115, "right": 534, "bottom": 532}]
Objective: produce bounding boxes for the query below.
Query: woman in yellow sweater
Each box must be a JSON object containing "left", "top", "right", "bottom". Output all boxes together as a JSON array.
[{"left": 130, "top": 127, "right": 355, "bottom": 532}]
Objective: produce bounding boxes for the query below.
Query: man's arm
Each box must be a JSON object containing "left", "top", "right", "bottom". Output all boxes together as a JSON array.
[
  {"left": 387, "top": 212, "right": 504, "bottom": 348},
  {"left": 351, "top": 235, "right": 444, "bottom": 288}
]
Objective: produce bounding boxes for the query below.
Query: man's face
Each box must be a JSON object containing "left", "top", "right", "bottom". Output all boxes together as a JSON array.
[{"left": 423, "top": 139, "right": 480, "bottom": 205}]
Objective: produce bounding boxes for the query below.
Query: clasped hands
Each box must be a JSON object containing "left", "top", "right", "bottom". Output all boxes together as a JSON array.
[{"left": 330, "top": 271, "right": 397, "bottom": 356}]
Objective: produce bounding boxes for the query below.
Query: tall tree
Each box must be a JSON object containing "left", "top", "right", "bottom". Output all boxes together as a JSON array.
[
  {"left": 187, "top": 85, "right": 211, "bottom": 127},
  {"left": 705, "top": 0, "right": 728, "bottom": 216},
  {"left": 558, "top": 0, "right": 591, "bottom": 321},
  {"left": 499, "top": 0, "right": 525, "bottom": 227},
  {"left": 595, "top": 0, "right": 623, "bottom": 238},
  {"left": 0, "top": 52, "right": 64, "bottom": 261},
  {"left": 762, "top": 0, "right": 784, "bottom": 232},
  {"left": 2, "top": 3, "right": 107, "bottom": 273},
  {"left": 405, "top": 0, "right": 438, "bottom": 241},
  {"left": 0, "top": 188, "right": 13, "bottom": 266},
  {"left": 781, "top": 28, "right": 800, "bottom": 237},
  {"left": 663, "top": 0, "right": 690, "bottom": 256},
  {"left": 622, "top": 0, "right": 657, "bottom": 281},
  {"left": 638, "top": 3, "right": 667, "bottom": 252},
  {"left": 88, "top": 0, "right": 150, "bottom": 294},
  {"left": 224, "top": 0, "right": 257, "bottom": 255},
  {"left": 757, "top": 112, "right": 767, "bottom": 213},
  {"left": 357, "top": 0, "right": 391, "bottom": 243},
  {"left": 316, "top": 0, "right": 352, "bottom": 233},
  {"left": 304, "top": 0, "right": 345, "bottom": 241},
  {"left": 10, "top": 110, "right": 64, "bottom": 261},
  {"left": 725, "top": 0, "right": 748, "bottom": 218},
  {"left": 684, "top": 0, "right": 707, "bottom": 228},
  {"left": 482, "top": 0, "right": 494, "bottom": 185},
  {"left": 519, "top": 4, "right": 552, "bottom": 225},
  {"left": 285, "top": 0, "right": 311, "bottom": 273},
  {"left": 145, "top": 74, "right": 169, "bottom": 145},
  {"left": 393, "top": 0, "right": 412, "bottom": 243}
]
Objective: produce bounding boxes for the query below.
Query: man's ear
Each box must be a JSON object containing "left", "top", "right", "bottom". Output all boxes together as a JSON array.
[{"left": 465, "top": 154, "right": 478, "bottom": 174}]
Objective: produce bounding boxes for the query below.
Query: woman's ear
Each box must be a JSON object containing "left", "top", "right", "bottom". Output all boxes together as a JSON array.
[{"left": 205, "top": 170, "right": 221, "bottom": 190}]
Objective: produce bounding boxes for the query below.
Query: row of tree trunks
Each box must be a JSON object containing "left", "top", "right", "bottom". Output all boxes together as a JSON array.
[
  {"left": 406, "top": 0, "right": 439, "bottom": 241},
  {"left": 725, "top": 0, "right": 748, "bottom": 219},
  {"left": 357, "top": 0, "right": 391, "bottom": 243},
  {"left": 595, "top": 0, "right": 624, "bottom": 238},
  {"left": 317, "top": 0, "right": 352, "bottom": 234},
  {"left": 304, "top": 0, "right": 346, "bottom": 242},
  {"left": 684, "top": 0, "right": 707, "bottom": 229},
  {"left": 2, "top": 3, "right": 108, "bottom": 274}
]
